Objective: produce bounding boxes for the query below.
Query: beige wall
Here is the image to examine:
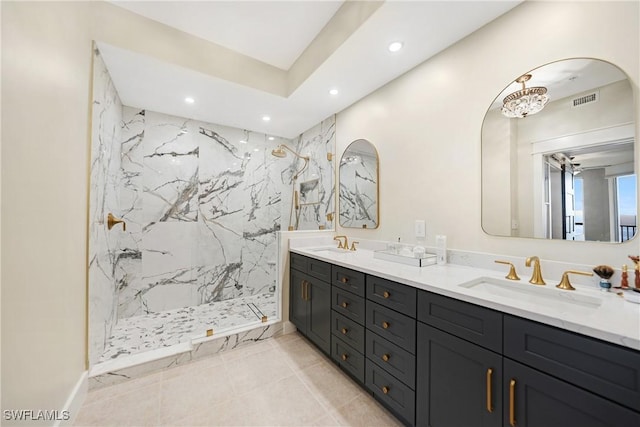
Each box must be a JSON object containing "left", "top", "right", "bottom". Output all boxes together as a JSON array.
[{"left": 336, "top": 0, "right": 640, "bottom": 265}]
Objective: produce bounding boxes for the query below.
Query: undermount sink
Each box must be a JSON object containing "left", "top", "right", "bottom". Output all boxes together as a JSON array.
[
  {"left": 459, "top": 277, "right": 603, "bottom": 313},
  {"left": 308, "top": 247, "right": 351, "bottom": 254}
]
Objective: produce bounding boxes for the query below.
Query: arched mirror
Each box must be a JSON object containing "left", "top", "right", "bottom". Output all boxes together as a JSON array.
[
  {"left": 482, "top": 58, "right": 636, "bottom": 242},
  {"left": 339, "top": 139, "right": 379, "bottom": 228}
]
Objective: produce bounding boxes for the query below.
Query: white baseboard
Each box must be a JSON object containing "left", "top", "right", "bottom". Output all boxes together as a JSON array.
[
  {"left": 54, "top": 371, "right": 88, "bottom": 427},
  {"left": 282, "top": 321, "right": 297, "bottom": 334}
]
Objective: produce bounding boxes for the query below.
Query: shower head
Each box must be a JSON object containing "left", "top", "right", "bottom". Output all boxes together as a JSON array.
[{"left": 271, "top": 147, "right": 287, "bottom": 158}]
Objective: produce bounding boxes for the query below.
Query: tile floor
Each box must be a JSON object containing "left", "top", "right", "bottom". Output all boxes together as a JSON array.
[{"left": 75, "top": 332, "right": 402, "bottom": 426}]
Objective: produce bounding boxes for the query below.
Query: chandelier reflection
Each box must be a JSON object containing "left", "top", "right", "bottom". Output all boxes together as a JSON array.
[{"left": 501, "top": 74, "right": 549, "bottom": 118}]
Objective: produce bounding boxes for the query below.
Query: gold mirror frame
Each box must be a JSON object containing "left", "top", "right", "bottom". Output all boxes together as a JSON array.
[{"left": 339, "top": 139, "right": 380, "bottom": 229}]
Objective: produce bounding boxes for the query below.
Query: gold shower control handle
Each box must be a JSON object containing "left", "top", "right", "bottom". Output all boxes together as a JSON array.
[{"left": 107, "top": 213, "right": 126, "bottom": 231}]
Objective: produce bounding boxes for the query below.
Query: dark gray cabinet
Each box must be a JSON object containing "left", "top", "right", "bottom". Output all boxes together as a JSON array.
[
  {"left": 289, "top": 254, "right": 331, "bottom": 355},
  {"left": 503, "top": 358, "right": 640, "bottom": 427},
  {"left": 289, "top": 251, "right": 640, "bottom": 427},
  {"left": 416, "top": 322, "right": 502, "bottom": 427}
]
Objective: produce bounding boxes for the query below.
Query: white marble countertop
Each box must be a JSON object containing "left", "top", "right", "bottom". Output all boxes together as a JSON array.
[{"left": 290, "top": 243, "right": 640, "bottom": 351}]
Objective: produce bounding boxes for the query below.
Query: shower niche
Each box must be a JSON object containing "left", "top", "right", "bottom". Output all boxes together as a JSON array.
[{"left": 88, "top": 42, "right": 335, "bottom": 381}]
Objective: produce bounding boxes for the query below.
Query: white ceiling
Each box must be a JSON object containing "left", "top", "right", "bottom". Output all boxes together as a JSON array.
[{"left": 102, "top": 1, "right": 523, "bottom": 139}]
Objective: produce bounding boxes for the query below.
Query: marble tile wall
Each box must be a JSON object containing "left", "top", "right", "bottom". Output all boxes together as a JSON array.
[{"left": 89, "top": 48, "right": 124, "bottom": 365}]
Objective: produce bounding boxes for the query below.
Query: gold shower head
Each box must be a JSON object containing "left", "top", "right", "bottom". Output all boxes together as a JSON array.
[{"left": 271, "top": 146, "right": 287, "bottom": 158}]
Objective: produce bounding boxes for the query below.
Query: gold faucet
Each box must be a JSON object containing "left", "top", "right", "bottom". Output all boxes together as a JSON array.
[
  {"left": 334, "top": 235, "right": 348, "bottom": 249},
  {"left": 556, "top": 270, "right": 594, "bottom": 291},
  {"left": 495, "top": 260, "right": 520, "bottom": 280},
  {"left": 350, "top": 241, "right": 359, "bottom": 251},
  {"left": 525, "top": 256, "right": 545, "bottom": 285}
]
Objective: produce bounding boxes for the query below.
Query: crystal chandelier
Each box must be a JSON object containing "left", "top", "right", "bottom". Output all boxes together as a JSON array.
[{"left": 501, "top": 74, "right": 549, "bottom": 118}]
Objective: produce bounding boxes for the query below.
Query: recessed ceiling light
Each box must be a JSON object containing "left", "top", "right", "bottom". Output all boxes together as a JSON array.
[
  {"left": 329, "top": 88, "right": 339, "bottom": 96},
  {"left": 184, "top": 97, "right": 195, "bottom": 104},
  {"left": 388, "top": 41, "right": 403, "bottom": 52},
  {"left": 253, "top": 148, "right": 260, "bottom": 152},
  {"left": 262, "top": 115, "right": 271, "bottom": 122},
  {"left": 268, "top": 136, "right": 275, "bottom": 141},
  {"left": 240, "top": 140, "right": 247, "bottom": 144}
]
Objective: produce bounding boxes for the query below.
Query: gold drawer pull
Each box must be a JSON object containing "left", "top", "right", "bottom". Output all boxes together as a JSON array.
[
  {"left": 509, "top": 379, "right": 516, "bottom": 426},
  {"left": 382, "top": 321, "right": 390, "bottom": 329},
  {"left": 382, "top": 354, "right": 390, "bottom": 362},
  {"left": 341, "top": 277, "right": 349, "bottom": 283},
  {"left": 341, "top": 353, "right": 348, "bottom": 361},
  {"left": 341, "top": 301, "right": 349, "bottom": 308},
  {"left": 382, "top": 291, "right": 391, "bottom": 299},
  {"left": 486, "top": 368, "right": 493, "bottom": 413},
  {"left": 341, "top": 327, "right": 348, "bottom": 335},
  {"left": 381, "top": 386, "right": 390, "bottom": 395}
]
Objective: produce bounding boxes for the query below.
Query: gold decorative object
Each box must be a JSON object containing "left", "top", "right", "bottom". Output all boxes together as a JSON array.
[
  {"left": 525, "top": 256, "right": 546, "bottom": 285},
  {"left": 495, "top": 260, "right": 520, "bottom": 280},
  {"left": 501, "top": 73, "right": 549, "bottom": 118},
  {"left": 556, "top": 270, "right": 594, "bottom": 291},
  {"left": 107, "top": 213, "right": 126, "bottom": 231},
  {"left": 486, "top": 368, "right": 494, "bottom": 413}
]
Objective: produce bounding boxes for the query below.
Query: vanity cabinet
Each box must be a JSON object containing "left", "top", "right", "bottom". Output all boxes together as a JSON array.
[
  {"left": 288, "top": 251, "right": 640, "bottom": 427},
  {"left": 289, "top": 254, "right": 331, "bottom": 355}
]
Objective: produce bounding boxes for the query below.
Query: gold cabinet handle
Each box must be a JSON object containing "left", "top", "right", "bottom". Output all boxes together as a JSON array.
[
  {"left": 382, "top": 291, "right": 391, "bottom": 299},
  {"left": 509, "top": 379, "right": 516, "bottom": 426},
  {"left": 340, "top": 277, "right": 349, "bottom": 283},
  {"left": 382, "top": 354, "right": 390, "bottom": 362},
  {"left": 382, "top": 321, "right": 390, "bottom": 329},
  {"left": 341, "top": 327, "right": 348, "bottom": 335},
  {"left": 301, "top": 281, "right": 306, "bottom": 301},
  {"left": 341, "top": 301, "right": 349, "bottom": 308},
  {"left": 381, "top": 386, "right": 390, "bottom": 395},
  {"left": 341, "top": 353, "right": 348, "bottom": 361},
  {"left": 486, "top": 368, "right": 493, "bottom": 413}
]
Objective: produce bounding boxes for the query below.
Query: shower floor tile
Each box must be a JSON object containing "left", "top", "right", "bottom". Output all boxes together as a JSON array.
[{"left": 99, "top": 293, "right": 277, "bottom": 362}]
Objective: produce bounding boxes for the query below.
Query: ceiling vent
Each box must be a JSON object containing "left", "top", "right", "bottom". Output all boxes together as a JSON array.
[{"left": 572, "top": 90, "right": 599, "bottom": 108}]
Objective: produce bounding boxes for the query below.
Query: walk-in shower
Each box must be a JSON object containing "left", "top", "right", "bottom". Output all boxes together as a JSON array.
[{"left": 88, "top": 44, "right": 336, "bottom": 384}]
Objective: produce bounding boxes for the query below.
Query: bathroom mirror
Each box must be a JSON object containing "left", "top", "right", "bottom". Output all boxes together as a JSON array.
[
  {"left": 339, "top": 139, "right": 379, "bottom": 228},
  {"left": 482, "top": 58, "right": 637, "bottom": 242}
]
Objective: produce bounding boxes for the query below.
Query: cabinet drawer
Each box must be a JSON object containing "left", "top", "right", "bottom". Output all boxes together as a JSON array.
[
  {"left": 290, "top": 252, "right": 308, "bottom": 272},
  {"left": 308, "top": 257, "right": 331, "bottom": 282},
  {"left": 332, "top": 287, "right": 365, "bottom": 325},
  {"left": 367, "top": 275, "right": 417, "bottom": 317},
  {"left": 331, "top": 311, "right": 365, "bottom": 352},
  {"left": 367, "top": 301, "right": 416, "bottom": 354},
  {"left": 332, "top": 336, "right": 365, "bottom": 384},
  {"left": 366, "top": 360, "right": 416, "bottom": 426},
  {"left": 332, "top": 265, "right": 365, "bottom": 297},
  {"left": 504, "top": 315, "right": 640, "bottom": 412},
  {"left": 366, "top": 331, "right": 416, "bottom": 389},
  {"left": 417, "top": 290, "right": 502, "bottom": 353}
]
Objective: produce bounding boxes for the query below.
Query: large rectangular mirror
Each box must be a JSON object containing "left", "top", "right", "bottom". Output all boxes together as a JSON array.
[{"left": 482, "top": 58, "right": 636, "bottom": 242}]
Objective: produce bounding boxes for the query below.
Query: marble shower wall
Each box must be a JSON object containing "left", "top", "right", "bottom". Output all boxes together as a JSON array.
[
  {"left": 89, "top": 48, "right": 124, "bottom": 365},
  {"left": 287, "top": 116, "right": 336, "bottom": 230},
  {"left": 114, "top": 110, "right": 336, "bottom": 319}
]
